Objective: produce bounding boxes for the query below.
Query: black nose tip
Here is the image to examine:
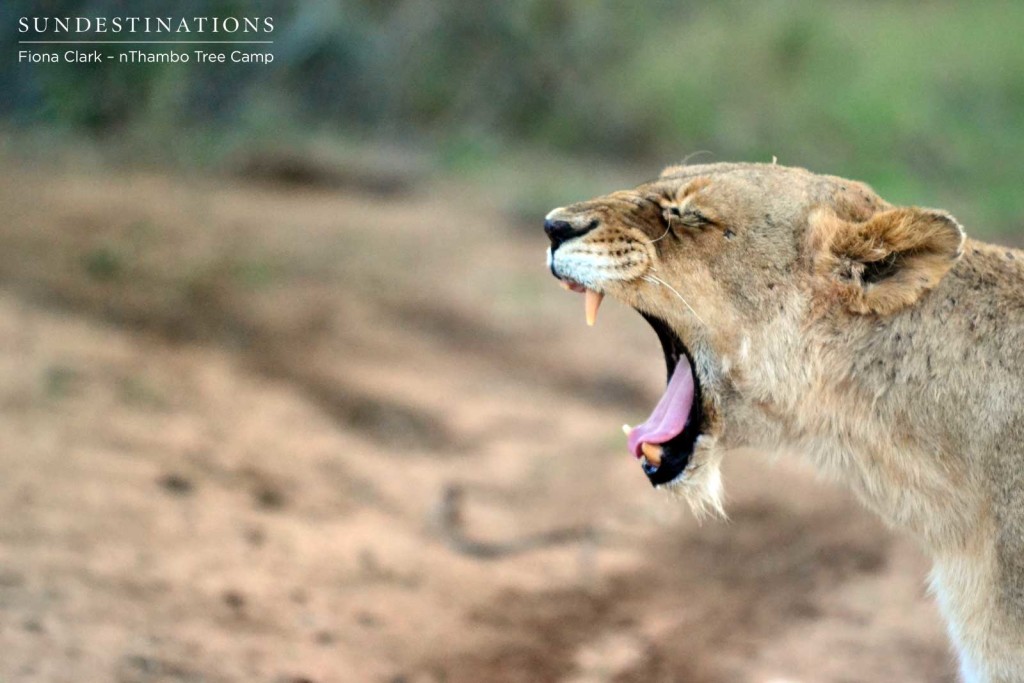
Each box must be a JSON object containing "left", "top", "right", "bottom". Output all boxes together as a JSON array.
[
  {"left": 544, "top": 218, "right": 598, "bottom": 249},
  {"left": 544, "top": 219, "right": 574, "bottom": 240}
]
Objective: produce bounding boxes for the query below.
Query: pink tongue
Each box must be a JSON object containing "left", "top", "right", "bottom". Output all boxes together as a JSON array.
[{"left": 627, "top": 361, "right": 694, "bottom": 459}]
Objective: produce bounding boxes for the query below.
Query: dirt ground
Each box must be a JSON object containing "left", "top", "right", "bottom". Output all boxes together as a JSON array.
[{"left": 0, "top": 157, "right": 957, "bottom": 682}]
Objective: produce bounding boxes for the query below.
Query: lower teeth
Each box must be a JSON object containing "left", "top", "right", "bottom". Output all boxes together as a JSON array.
[
  {"left": 622, "top": 424, "right": 663, "bottom": 467},
  {"left": 640, "top": 442, "right": 663, "bottom": 467}
]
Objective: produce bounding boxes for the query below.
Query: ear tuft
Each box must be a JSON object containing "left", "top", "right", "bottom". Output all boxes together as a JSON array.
[{"left": 811, "top": 207, "right": 965, "bottom": 315}]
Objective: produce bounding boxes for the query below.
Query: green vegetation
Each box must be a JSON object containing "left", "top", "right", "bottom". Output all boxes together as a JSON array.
[
  {"left": 4, "top": 1, "right": 1023, "bottom": 237},
  {"left": 82, "top": 245, "right": 125, "bottom": 282},
  {"left": 42, "top": 364, "right": 78, "bottom": 399}
]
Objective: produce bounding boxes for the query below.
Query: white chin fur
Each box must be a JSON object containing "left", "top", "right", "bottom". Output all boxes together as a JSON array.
[{"left": 659, "top": 436, "right": 726, "bottom": 520}]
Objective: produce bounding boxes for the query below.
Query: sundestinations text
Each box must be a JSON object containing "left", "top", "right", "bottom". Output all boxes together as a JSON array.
[{"left": 19, "top": 16, "right": 274, "bottom": 34}]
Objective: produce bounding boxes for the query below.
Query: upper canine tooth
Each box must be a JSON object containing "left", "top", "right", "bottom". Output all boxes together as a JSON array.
[
  {"left": 622, "top": 424, "right": 632, "bottom": 436},
  {"left": 585, "top": 290, "right": 604, "bottom": 326}
]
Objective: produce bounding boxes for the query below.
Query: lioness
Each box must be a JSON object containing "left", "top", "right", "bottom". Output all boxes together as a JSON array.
[{"left": 544, "top": 163, "right": 1024, "bottom": 682}]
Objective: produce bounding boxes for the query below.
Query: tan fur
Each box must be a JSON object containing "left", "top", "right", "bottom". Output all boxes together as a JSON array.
[
  {"left": 545, "top": 163, "right": 1024, "bottom": 682},
  {"left": 809, "top": 206, "right": 965, "bottom": 315}
]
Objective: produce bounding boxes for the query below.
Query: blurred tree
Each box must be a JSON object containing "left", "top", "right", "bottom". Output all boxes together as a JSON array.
[{"left": 1, "top": 1, "right": 1022, "bottom": 235}]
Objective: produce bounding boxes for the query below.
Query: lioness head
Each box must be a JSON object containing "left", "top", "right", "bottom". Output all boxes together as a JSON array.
[{"left": 545, "top": 162, "right": 964, "bottom": 516}]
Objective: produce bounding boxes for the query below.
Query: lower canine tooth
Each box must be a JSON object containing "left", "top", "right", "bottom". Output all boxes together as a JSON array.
[
  {"left": 585, "top": 290, "right": 604, "bottom": 326},
  {"left": 621, "top": 424, "right": 632, "bottom": 436},
  {"left": 640, "top": 442, "right": 663, "bottom": 467}
]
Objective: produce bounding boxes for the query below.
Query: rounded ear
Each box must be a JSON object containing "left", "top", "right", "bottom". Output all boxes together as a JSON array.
[{"left": 809, "top": 207, "right": 965, "bottom": 316}]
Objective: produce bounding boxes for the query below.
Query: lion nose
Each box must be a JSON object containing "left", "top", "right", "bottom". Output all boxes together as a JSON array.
[
  {"left": 544, "top": 218, "right": 598, "bottom": 250},
  {"left": 543, "top": 219, "right": 574, "bottom": 244}
]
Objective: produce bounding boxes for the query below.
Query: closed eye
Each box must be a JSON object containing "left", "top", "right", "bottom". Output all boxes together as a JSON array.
[
  {"left": 663, "top": 205, "right": 713, "bottom": 229},
  {"left": 680, "top": 207, "right": 713, "bottom": 227},
  {"left": 653, "top": 194, "right": 714, "bottom": 231}
]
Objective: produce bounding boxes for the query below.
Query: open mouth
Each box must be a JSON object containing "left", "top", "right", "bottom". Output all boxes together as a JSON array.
[
  {"left": 558, "top": 280, "right": 706, "bottom": 487},
  {"left": 628, "top": 312, "right": 705, "bottom": 486}
]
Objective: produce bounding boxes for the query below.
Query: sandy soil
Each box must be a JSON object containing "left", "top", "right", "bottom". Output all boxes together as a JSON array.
[{"left": 0, "top": 159, "right": 956, "bottom": 682}]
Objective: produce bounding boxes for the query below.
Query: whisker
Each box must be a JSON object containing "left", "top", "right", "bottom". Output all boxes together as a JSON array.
[
  {"left": 642, "top": 224, "right": 672, "bottom": 245},
  {"left": 643, "top": 274, "right": 707, "bottom": 327},
  {"left": 681, "top": 150, "right": 714, "bottom": 165}
]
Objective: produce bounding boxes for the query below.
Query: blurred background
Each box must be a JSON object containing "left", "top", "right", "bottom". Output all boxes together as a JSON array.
[{"left": 1, "top": 1, "right": 1020, "bottom": 681}]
